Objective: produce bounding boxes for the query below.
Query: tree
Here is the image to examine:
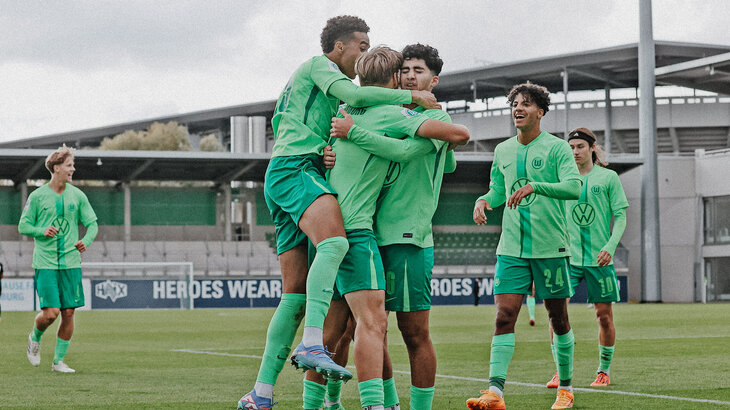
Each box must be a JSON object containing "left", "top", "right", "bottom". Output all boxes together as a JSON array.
[
  {"left": 100, "top": 121, "right": 192, "bottom": 151},
  {"left": 200, "top": 134, "right": 226, "bottom": 152}
]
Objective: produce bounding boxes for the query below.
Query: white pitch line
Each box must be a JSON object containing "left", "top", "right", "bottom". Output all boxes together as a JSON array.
[{"left": 173, "top": 349, "right": 730, "bottom": 406}]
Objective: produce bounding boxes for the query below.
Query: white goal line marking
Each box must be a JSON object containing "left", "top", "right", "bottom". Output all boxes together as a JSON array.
[{"left": 171, "top": 348, "right": 730, "bottom": 406}]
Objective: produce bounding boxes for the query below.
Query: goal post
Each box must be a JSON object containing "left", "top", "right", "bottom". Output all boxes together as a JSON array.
[{"left": 81, "top": 261, "right": 195, "bottom": 309}]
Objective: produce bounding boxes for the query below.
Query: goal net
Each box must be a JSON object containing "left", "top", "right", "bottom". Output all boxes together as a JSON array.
[{"left": 81, "top": 262, "right": 195, "bottom": 310}]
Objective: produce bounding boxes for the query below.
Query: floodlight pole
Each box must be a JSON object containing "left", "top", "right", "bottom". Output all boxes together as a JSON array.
[{"left": 639, "top": 0, "right": 662, "bottom": 302}]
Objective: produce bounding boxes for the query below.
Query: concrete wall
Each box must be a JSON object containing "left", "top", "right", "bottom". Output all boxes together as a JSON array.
[{"left": 620, "top": 156, "right": 698, "bottom": 302}]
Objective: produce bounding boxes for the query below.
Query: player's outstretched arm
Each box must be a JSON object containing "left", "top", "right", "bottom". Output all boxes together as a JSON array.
[
  {"left": 415, "top": 119, "right": 470, "bottom": 146},
  {"left": 330, "top": 109, "right": 434, "bottom": 162},
  {"left": 327, "top": 79, "right": 439, "bottom": 109}
]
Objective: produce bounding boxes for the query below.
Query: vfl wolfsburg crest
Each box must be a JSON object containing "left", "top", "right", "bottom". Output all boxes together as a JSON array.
[
  {"left": 591, "top": 186, "right": 601, "bottom": 195},
  {"left": 509, "top": 178, "right": 536, "bottom": 206},
  {"left": 571, "top": 203, "right": 596, "bottom": 226},
  {"left": 531, "top": 157, "right": 544, "bottom": 169},
  {"left": 51, "top": 217, "right": 70, "bottom": 237}
]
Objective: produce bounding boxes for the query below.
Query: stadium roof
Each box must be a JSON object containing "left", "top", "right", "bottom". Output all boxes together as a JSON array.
[
  {"left": 0, "top": 149, "right": 642, "bottom": 186},
  {"left": 434, "top": 41, "right": 730, "bottom": 102},
  {"left": 1, "top": 41, "right": 728, "bottom": 151}
]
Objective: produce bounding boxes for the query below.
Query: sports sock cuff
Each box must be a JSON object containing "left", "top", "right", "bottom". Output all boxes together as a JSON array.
[
  {"left": 316, "top": 235, "right": 349, "bottom": 255},
  {"left": 410, "top": 385, "right": 435, "bottom": 410},
  {"left": 492, "top": 333, "right": 516, "bottom": 347},
  {"left": 303, "top": 379, "right": 326, "bottom": 409},
  {"left": 383, "top": 378, "right": 399, "bottom": 407},
  {"left": 554, "top": 329, "right": 575, "bottom": 346},
  {"left": 281, "top": 292, "right": 306, "bottom": 302},
  {"left": 358, "top": 378, "right": 384, "bottom": 407}
]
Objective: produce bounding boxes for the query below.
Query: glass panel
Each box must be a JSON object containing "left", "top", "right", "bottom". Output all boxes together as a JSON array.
[{"left": 705, "top": 257, "right": 730, "bottom": 302}]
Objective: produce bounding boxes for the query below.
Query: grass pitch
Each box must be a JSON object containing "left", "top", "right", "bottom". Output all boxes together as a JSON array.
[{"left": 1, "top": 303, "right": 729, "bottom": 409}]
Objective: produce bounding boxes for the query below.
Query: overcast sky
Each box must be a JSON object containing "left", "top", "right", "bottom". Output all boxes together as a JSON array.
[{"left": 1, "top": 0, "right": 728, "bottom": 143}]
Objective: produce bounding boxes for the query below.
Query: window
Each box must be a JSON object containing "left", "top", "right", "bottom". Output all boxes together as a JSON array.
[
  {"left": 705, "top": 257, "right": 730, "bottom": 302},
  {"left": 704, "top": 196, "right": 730, "bottom": 245}
]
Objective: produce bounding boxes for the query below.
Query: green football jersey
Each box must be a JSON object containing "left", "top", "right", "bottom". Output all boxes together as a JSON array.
[
  {"left": 271, "top": 55, "right": 410, "bottom": 158},
  {"left": 327, "top": 105, "right": 428, "bottom": 230},
  {"left": 18, "top": 183, "right": 97, "bottom": 269},
  {"left": 566, "top": 165, "right": 629, "bottom": 266},
  {"left": 479, "top": 131, "right": 581, "bottom": 258},
  {"left": 373, "top": 107, "right": 452, "bottom": 248}
]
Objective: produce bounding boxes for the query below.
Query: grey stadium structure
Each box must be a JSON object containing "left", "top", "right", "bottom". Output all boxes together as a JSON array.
[{"left": 2, "top": 41, "right": 730, "bottom": 304}]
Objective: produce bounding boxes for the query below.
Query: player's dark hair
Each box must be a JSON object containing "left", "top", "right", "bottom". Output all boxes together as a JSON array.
[
  {"left": 320, "top": 15, "right": 370, "bottom": 53},
  {"left": 507, "top": 82, "right": 551, "bottom": 114},
  {"left": 402, "top": 43, "right": 443, "bottom": 75}
]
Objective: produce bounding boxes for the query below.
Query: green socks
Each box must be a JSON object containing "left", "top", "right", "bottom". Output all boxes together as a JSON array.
[
  {"left": 599, "top": 344, "right": 615, "bottom": 373},
  {"left": 303, "top": 379, "right": 326, "bottom": 409},
  {"left": 304, "top": 236, "right": 348, "bottom": 329},
  {"left": 383, "top": 378, "right": 399, "bottom": 408},
  {"left": 488, "top": 333, "right": 515, "bottom": 391},
  {"left": 358, "top": 378, "right": 384, "bottom": 407},
  {"left": 256, "top": 293, "right": 306, "bottom": 385},
  {"left": 554, "top": 329, "right": 575, "bottom": 387},
  {"left": 31, "top": 326, "right": 44, "bottom": 342},
  {"left": 410, "top": 385, "right": 435, "bottom": 410},
  {"left": 53, "top": 337, "right": 70, "bottom": 364},
  {"left": 526, "top": 296, "right": 536, "bottom": 320},
  {"left": 326, "top": 379, "right": 343, "bottom": 406}
]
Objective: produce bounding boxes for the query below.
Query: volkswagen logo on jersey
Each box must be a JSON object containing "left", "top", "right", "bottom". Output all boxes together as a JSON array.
[
  {"left": 571, "top": 203, "right": 596, "bottom": 226},
  {"left": 510, "top": 178, "right": 536, "bottom": 206},
  {"left": 51, "top": 217, "right": 70, "bottom": 237}
]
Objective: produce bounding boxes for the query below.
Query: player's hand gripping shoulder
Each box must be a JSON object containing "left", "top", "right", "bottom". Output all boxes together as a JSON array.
[
  {"left": 44, "top": 226, "right": 59, "bottom": 238},
  {"left": 323, "top": 145, "right": 336, "bottom": 169},
  {"left": 330, "top": 108, "right": 354, "bottom": 139},
  {"left": 473, "top": 199, "right": 493, "bottom": 225},
  {"left": 596, "top": 250, "right": 612, "bottom": 266},
  {"left": 507, "top": 183, "right": 534, "bottom": 209},
  {"left": 411, "top": 90, "right": 441, "bottom": 110}
]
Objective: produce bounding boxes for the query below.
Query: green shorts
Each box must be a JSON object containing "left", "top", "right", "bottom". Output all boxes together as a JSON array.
[
  {"left": 35, "top": 268, "right": 85, "bottom": 309},
  {"left": 264, "top": 154, "right": 336, "bottom": 255},
  {"left": 494, "top": 255, "right": 573, "bottom": 300},
  {"left": 569, "top": 264, "right": 620, "bottom": 303},
  {"left": 381, "top": 244, "right": 433, "bottom": 312},
  {"left": 332, "top": 230, "right": 384, "bottom": 299}
]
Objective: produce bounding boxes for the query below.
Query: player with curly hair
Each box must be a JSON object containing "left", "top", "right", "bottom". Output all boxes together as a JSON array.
[{"left": 468, "top": 83, "right": 582, "bottom": 410}]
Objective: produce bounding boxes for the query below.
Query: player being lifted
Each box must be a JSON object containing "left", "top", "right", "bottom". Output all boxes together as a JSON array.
[
  {"left": 468, "top": 83, "right": 582, "bottom": 410},
  {"left": 238, "top": 16, "right": 439, "bottom": 410},
  {"left": 545, "top": 127, "right": 628, "bottom": 389},
  {"left": 303, "top": 45, "right": 469, "bottom": 410},
  {"left": 19, "top": 144, "right": 98, "bottom": 373}
]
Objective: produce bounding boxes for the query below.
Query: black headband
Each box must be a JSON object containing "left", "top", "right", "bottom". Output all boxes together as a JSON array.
[{"left": 568, "top": 130, "right": 595, "bottom": 146}]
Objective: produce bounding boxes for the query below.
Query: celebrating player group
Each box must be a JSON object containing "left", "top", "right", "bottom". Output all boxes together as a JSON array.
[{"left": 225, "top": 14, "right": 628, "bottom": 410}]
